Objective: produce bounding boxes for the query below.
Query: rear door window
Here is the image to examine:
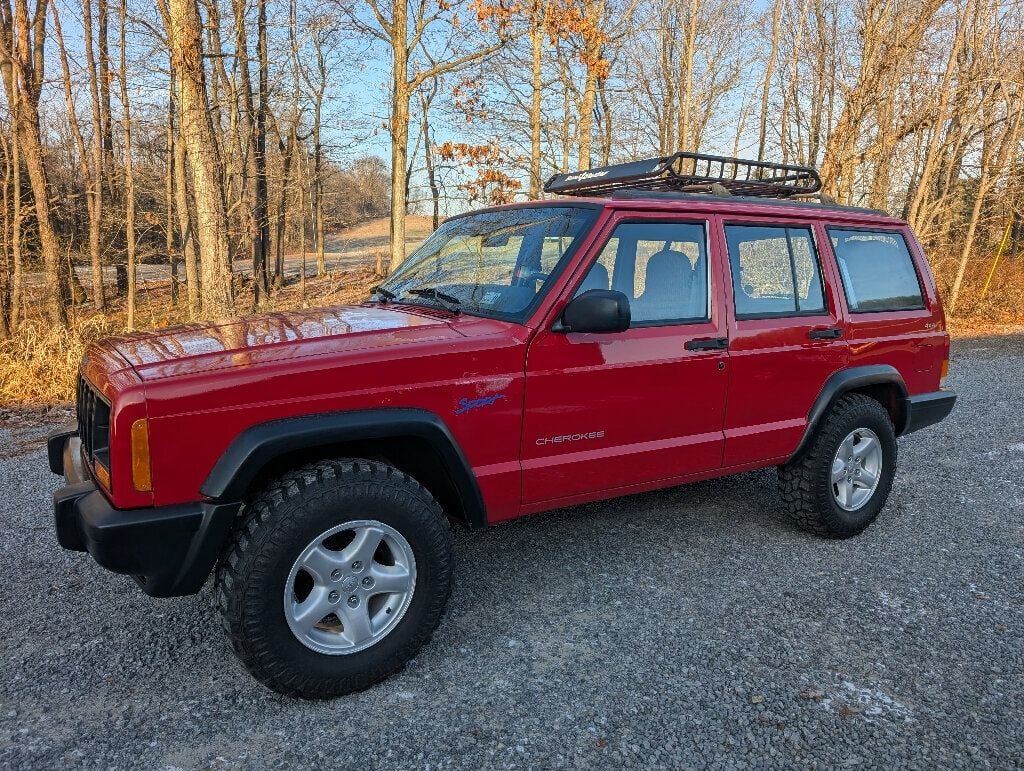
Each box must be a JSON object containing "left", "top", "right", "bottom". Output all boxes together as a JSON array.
[
  {"left": 724, "top": 225, "right": 826, "bottom": 318},
  {"left": 828, "top": 229, "right": 925, "bottom": 312}
]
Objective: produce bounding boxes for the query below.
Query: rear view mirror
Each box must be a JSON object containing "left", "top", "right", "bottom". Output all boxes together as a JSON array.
[
  {"left": 482, "top": 232, "right": 511, "bottom": 247},
  {"left": 557, "top": 289, "right": 631, "bottom": 333}
]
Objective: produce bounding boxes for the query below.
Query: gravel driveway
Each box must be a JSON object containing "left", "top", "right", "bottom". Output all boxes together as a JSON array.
[{"left": 1, "top": 334, "right": 1022, "bottom": 769}]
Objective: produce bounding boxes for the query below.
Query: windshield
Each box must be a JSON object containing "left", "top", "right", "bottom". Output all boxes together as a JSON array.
[{"left": 376, "top": 206, "right": 597, "bottom": 320}]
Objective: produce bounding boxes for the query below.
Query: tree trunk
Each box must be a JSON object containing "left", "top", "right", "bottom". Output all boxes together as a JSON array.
[
  {"left": 81, "top": 0, "right": 106, "bottom": 310},
  {"left": 231, "top": 0, "right": 258, "bottom": 302},
  {"left": 677, "top": 0, "right": 699, "bottom": 152},
  {"left": 164, "top": 0, "right": 233, "bottom": 317},
  {"left": 166, "top": 78, "right": 178, "bottom": 303},
  {"left": 756, "top": 0, "right": 782, "bottom": 162},
  {"left": 0, "top": 0, "right": 68, "bottom": 325},
  {"left": 97, "top": 0, "right": 114, "bottom": 195},
  {"left": 254, "top": 0, "right": 270, "bottom": 293},
  {"left": 171, "top": 71, "right": 201, "bottom": 318},
  {"left": 598, "top": 78, "right": 612, "bottom": 166},
  {"left": 298, "top": 148, "right": 307, "bottom": 300},
  {"left": 907, "top": 1, "right": 967, "bottom": 232},
  {"left": 419, "top": 90, "right": 440, "bottom": 230},
  {"left": 53, "top": 0, "right": 104, "bottom": 310},
  {"left": 119, "top": 0, "right": 135, "bottom": 329},
  {"left": 578, "top": 70, "right": 596, "bottom": 171},
  {"left": 274, "top": 128, "right": 293, "bottom": 287},
  {"left": 19, "top": 99, "right": 68, "bottom": 324},
  {"left": 388, "top": 9, "right": 410, "bottom": 273},
  {"left": 8, "top": 83, "right": 22, "bottom": 330},
  {"left": 312, "top": 50, "right": 325, "bottom": 276},
  {"left": 0, "top": 127, "right": 10, "bottom": 337},
  {"left": 528, "top": 5, "right": 543, "bottom": 197}
]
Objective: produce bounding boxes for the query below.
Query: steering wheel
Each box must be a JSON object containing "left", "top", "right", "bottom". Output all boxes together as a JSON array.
[{"left": 516, "top": 268, "right": 549, "bottom": 284}]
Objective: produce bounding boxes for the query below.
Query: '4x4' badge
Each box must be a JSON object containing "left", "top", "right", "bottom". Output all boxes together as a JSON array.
[{"left": 455, "top": 394, "right": 506, "bottom": 415}]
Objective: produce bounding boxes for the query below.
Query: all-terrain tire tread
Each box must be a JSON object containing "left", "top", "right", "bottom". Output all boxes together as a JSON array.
[
  {"left": 777, "top": 394, "right": 896, "bottom": 539},
  {"left": 215, "top": 458, "right": 453, "bottom": 699}
]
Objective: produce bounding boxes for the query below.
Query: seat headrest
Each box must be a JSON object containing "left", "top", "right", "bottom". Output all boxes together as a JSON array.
[
  {"left": 838, "top": 239, "right": 881, "bottom": 264},
  {"left": 645, "top": 250, "right": 692, "bottom": 293}
]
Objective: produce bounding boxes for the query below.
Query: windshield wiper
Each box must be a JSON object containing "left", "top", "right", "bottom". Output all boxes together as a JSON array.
[
  {"left": 407, "top": 287, "right": 462, "bottom": 314},
  {"left": 370, "top": 285, "right": 397, "bottom": 303}
]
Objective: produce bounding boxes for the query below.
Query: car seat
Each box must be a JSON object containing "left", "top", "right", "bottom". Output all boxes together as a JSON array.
[{"left": 635, "top": 249, "right": 693, "bottom": 322}]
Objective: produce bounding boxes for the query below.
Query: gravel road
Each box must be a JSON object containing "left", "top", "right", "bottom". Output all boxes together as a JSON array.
[{"left": 1, "top": 334, "right": 1022, "bottom": 769}]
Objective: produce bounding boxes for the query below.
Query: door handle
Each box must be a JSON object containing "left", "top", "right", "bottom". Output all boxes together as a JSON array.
[
  {"left": 685, "top": 337, "right": 729, "bottom": 351},
  {"left": 808, "top": 327, "right": 843, "bottom": 340}
]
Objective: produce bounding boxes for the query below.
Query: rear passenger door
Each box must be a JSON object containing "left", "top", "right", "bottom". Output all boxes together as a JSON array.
[
  {"left": 719, "top": 219, "right": 850, "bottom": 466},
  {"left": 521, "top": 214, "right": 729, "bottom": 505}
]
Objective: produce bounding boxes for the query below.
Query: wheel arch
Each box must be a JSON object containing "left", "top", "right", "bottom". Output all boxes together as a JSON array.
[
  {"left": 790, "top": 365, "right": 908, "bottom": 460},
  {"left": 201, "top": 409, "right": 488, "bottom": 529}
]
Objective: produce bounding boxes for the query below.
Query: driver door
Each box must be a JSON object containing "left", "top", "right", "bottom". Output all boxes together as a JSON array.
[{"left": 521, "top": 213, "right": 729, "bottom": 506}]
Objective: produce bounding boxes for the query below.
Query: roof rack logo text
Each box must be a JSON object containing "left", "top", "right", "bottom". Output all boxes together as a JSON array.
[{"left": 565, "top": 170, "right": 609, "bottom": 183}]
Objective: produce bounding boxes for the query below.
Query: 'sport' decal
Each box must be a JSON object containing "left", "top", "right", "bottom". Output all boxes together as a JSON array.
[{"left": 455, "top": 394, "right": 506, "bottom": 415}]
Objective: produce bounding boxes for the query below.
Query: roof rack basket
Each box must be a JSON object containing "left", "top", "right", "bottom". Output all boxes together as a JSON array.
[{"left": 544, "top": 152, "right": 822, "bottom": 200}]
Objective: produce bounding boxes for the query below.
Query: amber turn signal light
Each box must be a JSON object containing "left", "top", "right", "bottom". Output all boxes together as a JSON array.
[
  {"left": 940, "top": 357, "right": 950, "bottom": 387},
  {"left": 131, "top": 418, "right": 153, "bottom": 492},
  {"left": 94, "top": 461, "right": 111, "bottom": 491}
]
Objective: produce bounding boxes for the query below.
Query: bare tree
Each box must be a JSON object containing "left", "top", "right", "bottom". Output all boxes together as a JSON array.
[
  {"left": 82, "top": 0, "right": 107, "bottom": 309},
  {"left": 118, "top": 0, "right": 136, "bottom": 328},
  {"left": 346, "top": 0, "right": 508, "bottom": 271},
  {"left": 160, "top": 0, "right": 234, "bottom": 316},
  {"left": 0, "top": 0, "right": 69, "bottom": 326}
]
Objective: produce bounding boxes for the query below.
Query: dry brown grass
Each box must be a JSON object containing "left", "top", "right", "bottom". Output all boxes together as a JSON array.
[
  {"left": 932, "top": 251, "right": 1024, "bottom": 323},
  {"left": 0, "top": 263, "right": 383, "bottom": 407},
  {"left": 0, "top": 317, "right": 113, "bottom": 405}
]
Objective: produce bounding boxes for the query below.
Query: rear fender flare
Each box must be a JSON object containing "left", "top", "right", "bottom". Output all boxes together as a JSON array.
[
  {"left": 790, "top": 365, "right": 908, "bottom": 459},
  {"left": 201, "top": 408, "right": 488, "bottom": 528}
]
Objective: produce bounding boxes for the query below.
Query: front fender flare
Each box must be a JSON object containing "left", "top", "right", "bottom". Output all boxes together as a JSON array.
[{"left": 201, "top": 408, "right": 488, "bottom": 528}]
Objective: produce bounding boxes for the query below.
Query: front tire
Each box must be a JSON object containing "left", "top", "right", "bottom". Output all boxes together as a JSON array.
[
  {"left": 216, "top": 459, "right": 453, "bottom": 698},
  {"left": 778, "top": 394, "right": 897, "bottom": 539}
]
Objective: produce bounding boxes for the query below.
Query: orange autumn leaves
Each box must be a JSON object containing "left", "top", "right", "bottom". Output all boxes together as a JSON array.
[
  {"left": 436, "top": 0, "right": 612, "bottom": 204},
  {"left": 436, "top": 141, "right": 523, "bottom": 204}
]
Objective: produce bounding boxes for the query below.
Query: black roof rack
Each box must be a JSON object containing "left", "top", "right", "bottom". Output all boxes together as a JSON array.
[{"left": 544, "top": 152, "right": 822, "bottom": 200}]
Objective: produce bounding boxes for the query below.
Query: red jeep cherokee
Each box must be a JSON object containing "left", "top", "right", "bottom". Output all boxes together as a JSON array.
[{"left": 49, "top": 153, "right": 955, "bottom": 698}]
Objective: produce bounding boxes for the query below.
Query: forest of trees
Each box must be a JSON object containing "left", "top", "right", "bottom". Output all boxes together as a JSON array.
[{"left": 0, "top": 0, "right": 1021, "bottom": 339}]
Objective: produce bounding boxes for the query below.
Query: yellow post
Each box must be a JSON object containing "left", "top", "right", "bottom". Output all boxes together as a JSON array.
[{"left": 979, "top": 213, "right": 1015, "bottom": 303}]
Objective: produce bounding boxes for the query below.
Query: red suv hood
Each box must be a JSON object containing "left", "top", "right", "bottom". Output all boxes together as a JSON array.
[{"left": 105, "top": 304, "right": 459, "bottom": 381}]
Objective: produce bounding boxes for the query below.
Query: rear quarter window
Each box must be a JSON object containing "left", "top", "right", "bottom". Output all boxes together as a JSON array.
[{"left": 828, "top": 228, "right": 925, "bottom": 312}]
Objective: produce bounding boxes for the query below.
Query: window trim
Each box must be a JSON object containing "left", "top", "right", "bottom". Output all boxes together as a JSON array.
[
  {"left": 723, "top": 222, "right": 830, "bottom": 321},
  {"left": 826, "top": 226, "right": 927, "bottom": 314},
  {"left": 573, "top": 217, "right": 714, "bottom": 328}
]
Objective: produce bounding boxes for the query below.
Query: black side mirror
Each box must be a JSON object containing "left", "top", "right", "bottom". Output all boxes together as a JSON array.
[{"left": 556, "top": 289, "right": 631, "bottom": 333}]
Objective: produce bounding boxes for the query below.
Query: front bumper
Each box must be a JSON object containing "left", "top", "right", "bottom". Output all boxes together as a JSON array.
[
  {"left": 47, "top": 430, "right": 240, "bottom": 597},
  {"left": 902, "top": 390, "right": 957, "bottom": 435}
]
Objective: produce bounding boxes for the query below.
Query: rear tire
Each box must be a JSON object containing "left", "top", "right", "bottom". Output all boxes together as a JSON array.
[
  {"left": 778, "top": 394, "right": 897, "bottom": 539},
  {"left": 216, "top": 458, "right": 453, "bottom": 698}
]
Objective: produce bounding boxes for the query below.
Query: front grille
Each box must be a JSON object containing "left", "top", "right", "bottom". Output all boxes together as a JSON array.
[{"left": 76, "top": 375, "right": 111, "bottom": 472}]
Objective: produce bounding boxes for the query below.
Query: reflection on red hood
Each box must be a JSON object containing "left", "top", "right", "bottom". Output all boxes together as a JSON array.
[{"left": 103, "top": 304, "right": 458, "bottom": 381}]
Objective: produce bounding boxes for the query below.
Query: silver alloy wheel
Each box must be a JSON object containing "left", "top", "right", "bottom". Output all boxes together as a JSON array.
[
  {"left": 831, "top": 427, "right": 883, "bottom": 511},
  {"left": 283, "top": 520, "right": 416, "bottom": 655}
]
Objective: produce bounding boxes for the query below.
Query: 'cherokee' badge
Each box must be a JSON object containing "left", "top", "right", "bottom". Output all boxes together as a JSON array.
[{"left": 535, "top": 430, "right": 605, "bottom": 446}]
